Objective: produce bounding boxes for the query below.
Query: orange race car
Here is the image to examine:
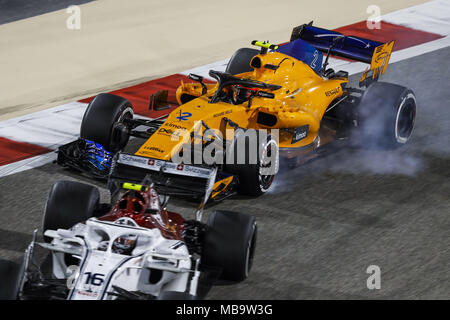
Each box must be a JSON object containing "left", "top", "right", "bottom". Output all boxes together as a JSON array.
[{"left": 57, "top": 23, "right": 417, "bottom": 201}]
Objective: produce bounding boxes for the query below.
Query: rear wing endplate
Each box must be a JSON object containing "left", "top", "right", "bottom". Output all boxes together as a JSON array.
[{"left": 359, "top": 40, "right": 395, "bottom": 85}]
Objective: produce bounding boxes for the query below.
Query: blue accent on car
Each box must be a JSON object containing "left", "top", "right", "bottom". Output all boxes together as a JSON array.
[
  {"left": 293, "top": 25, "right": 384, "bottom": 64},
  {"left": 275, "top": 39, "right": 323, "bottom": 72},
  {"left": 85, "top": 140, "right": 112, "bottom": 172},
  {"left": 176, "top": 111, "right": 192, "bottom": 121}
]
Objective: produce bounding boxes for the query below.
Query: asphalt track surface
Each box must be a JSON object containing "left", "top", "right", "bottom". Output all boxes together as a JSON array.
[{"left": 0, "top": 47, "right": 449, "bottom": 299}]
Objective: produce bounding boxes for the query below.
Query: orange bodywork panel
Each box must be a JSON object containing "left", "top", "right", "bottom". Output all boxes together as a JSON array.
[{"left": 135, "top": 51, "right": 348, "bottom": 160}]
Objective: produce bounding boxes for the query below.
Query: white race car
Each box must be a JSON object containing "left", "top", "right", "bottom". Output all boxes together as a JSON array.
[{"left": 0, "top": 179, "right": 256, "bottom": 300}]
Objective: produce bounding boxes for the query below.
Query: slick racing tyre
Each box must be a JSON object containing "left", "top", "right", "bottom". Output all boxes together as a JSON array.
[
  {"left": 226, "top": 48, "right": 259, "bottom": 75},
  {"left": 42, "top": 181, "right": 100, "bottom": 242},
  {"left": 0, "top": 259, "right": 25, "bottom": 300},
  {"left": 226, "top": 130, "right": 279, "bottom": 196},
  {"left": 357, "top": 82, "right": 416, "bottom": 149},
  {"left": 202, "top": 210, "right": 257, "bottom": 282},
  {"left": 80, "top": 93, "right": 134, "bottom": 152}
]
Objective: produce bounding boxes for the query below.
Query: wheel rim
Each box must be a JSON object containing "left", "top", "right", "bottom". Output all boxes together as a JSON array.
[
  {"left": 258, "top": 139, "right": 278, "bottom": 191},
  {"left": 111, "top": 107, "right": 133, "bottom": 150},
  {"left": 395, "top": 94, "right": 416, "bottom": 144}
]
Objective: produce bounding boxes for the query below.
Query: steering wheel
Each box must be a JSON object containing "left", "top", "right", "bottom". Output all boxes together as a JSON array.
[{"left": 208, "top": 70, "right": 281, "bottom": 104}]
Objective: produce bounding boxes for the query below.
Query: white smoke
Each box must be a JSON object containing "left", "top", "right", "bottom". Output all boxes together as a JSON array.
[
  {"left": 268, "top": 146, "right": 425, "bottom": 195},
  {"left": 326, "top": 149, "right": 424, "bottom": 176}
]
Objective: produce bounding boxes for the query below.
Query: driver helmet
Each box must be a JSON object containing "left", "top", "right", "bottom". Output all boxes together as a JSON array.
[
  {"left": 232, "top": 85, "right": 257, "bottom": 104},
  {"left": 112, "top": 234, "right": 138, "bottom": 255}
]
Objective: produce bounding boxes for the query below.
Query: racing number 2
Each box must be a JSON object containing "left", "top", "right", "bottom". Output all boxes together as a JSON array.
[
  {"left": 310, "top": 50, "right": 319, "bottom": 69},
  {"left": 84, "top": 272, "right": 105, "bottom": 286}
]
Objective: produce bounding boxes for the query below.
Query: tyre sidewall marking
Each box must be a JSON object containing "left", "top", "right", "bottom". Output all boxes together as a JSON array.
[
  {"left": 244, "top": 222, "right": 256, "bottom": 278},
  {"left": 395, "top": 93, "right": 416, "bottom": 144},
  {"left": 258, "top": 138, "right": 279, "bottom": 192}
]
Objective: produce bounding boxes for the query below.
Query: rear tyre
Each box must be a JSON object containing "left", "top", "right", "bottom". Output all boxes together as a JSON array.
[
  {"left": 226, "top": 130, "right": 279, "bottom": 196},
  {"left": 80, "top": 93, "right": 133, "bottom": 152},
  {"left": 225, "top": 48, "right": 259, "bottom": 75},
  {"left": 42, "top": 181, "right": 100, "bottom": 242},
  {"left": 356, "top": 82, "right": 416, "bottom": 149},
  {"left": 202, "top": 210, "right": 257, "bottom": 282},
  {"left": 0, "top": 259, "right": 24, "bottom": 300}
]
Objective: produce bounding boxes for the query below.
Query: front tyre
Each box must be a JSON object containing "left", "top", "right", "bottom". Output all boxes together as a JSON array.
[
  {"left": 226, "top": 131, "right": 279, "bottom": 196},
  {"left": 357, "top": 82, "right": 416, "bottom": 149},
  {"left": 80, "top": 93, "right": 133, "bottom": 152},
  {"left": 0, "top": 259, "right": 25, "bottom": 300},
  {"left": 42, "top": 181, "right": 100, "bottom": 242},
  {"left": 202, "top": 210, "right": 257, "bottom": 282}
]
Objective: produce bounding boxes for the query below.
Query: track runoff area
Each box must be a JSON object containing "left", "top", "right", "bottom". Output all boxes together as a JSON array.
[{"left": 0, "top": 0, "right": 449, "bottom": 303}]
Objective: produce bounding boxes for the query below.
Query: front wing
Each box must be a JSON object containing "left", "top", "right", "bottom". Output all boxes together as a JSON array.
[{"left": 108, "top": 153, "right": 236, "bottom": 200}]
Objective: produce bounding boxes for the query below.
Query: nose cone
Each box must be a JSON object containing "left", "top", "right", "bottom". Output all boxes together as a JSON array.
[
  {"left": 134, "top": 95, "right": 236, "bottom": 161},
  {"left": 135, "top": 120, "right": 194, "bottom": 160},
  {"left": 134, "top": 99, "right": 207, "bottom": 160}
]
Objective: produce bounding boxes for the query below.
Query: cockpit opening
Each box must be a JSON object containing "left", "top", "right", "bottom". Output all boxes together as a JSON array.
[{"left": 208, "top": 70, "right": 281, "bottom": 105}]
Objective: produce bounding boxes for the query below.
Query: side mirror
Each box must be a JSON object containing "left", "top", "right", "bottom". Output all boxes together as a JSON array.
[
  {"left": 188, "top": 73, "right": 204, "bottom": 82},
  {"left": 188, "top": 73, "right": 207, "bottom": 95}
]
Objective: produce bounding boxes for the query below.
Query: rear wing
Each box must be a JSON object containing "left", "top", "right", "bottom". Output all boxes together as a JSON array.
[{"left": 290, "top": 23, "right": 394, "bottom": 83}]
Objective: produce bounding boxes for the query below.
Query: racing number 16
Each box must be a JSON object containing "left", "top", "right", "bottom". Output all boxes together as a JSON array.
[{"left": 84, "top": 272, "right": 105, "bottom": 286}]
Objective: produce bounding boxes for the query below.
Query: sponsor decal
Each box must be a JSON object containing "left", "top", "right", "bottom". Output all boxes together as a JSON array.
[
  {"left": 310, "top": 50, "right": 319, "bottom": 69},
  {"left": 77, "top": 290, "right": 98, "bottom": 297},
  {"left": 144, "top": 146, "right": 164, "bottom": 153},
  {"left": 375, "top": 51, "right": 388, "bottom": 63},
  {"left": 164, "top": 122, "right": 187, "bottom": 130},
  {"left": 325, "top": 87, "right": 340, "bottom": 97},
  {"left": 291, "top": 125, "right": 309, "bottom": 144},
  {"left": 213, "top": 109, "right": 232, "bottom": 118},
  {"left": 182, "top": 165, "right": 210, "bottom": 176},
  {"left": 158, "top": 128, "right": 174, "bottom": 135},
  {"left": 120, "top": 154, "right": 148, "bottom": 165},
  {"left": 157, "top": 127, "right": 184, "bottom": 139},
  {"left": 117, "top": 154, "right": 212, "bottom": 178}
]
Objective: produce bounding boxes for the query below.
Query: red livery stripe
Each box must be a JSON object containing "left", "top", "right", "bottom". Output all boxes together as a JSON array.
[
  {"left": 80, "top": 74, "right": 213, "bottom": 118},
  {"left": 0, "top": 137, "right": 52, "bottom": 166}
]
